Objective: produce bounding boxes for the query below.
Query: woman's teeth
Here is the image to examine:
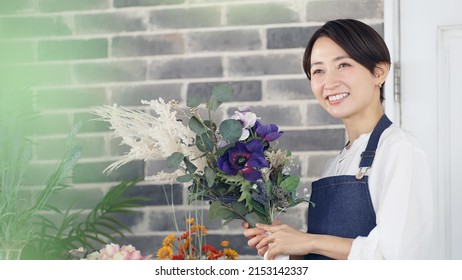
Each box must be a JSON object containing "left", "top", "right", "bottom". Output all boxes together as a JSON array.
[{"left": 328, "top": 93, "right": 349, "bottom": 102}]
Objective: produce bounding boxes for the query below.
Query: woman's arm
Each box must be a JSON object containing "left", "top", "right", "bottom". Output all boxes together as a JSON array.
[{"left": 254, "top": 223, "right": 353, "bottom": 260}]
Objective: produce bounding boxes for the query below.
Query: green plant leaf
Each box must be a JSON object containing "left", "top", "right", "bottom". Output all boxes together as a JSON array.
[
  {"left": 177, "top": 174, "right": 194, "bottom": 182},
  {"left": 244, "top": 212, "right": 266, "bottom": 228},
  {"left": 167, "top": 152, "right": 184, "bottom": 169},
  {"left": 208, "top": 201, "right": 241, "bottom": 221},
  {"left": 186, "top": 95, "right": 202, "bottom": 108},
  {"left": 207, "top": 84, "right": 234, "bottom": 111},
  {"left": 204, "top": 166, "right": 216, "bottom": 187},
  {"left": 219, "top": 119, "right": 242, "bottom": 142},
  {"left": 189, "top": 116, "right": 207, "bottom": 135},
  {"left": 280, "top": 176, "right": 300, "bottom": 192},
  {"left": 184, "top": 157, "right": 197, "bottom": 174}
]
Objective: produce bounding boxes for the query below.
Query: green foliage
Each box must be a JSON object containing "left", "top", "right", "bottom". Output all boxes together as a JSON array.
[{"left": 22, "top": 179, "right": 147, "bottom": 260}]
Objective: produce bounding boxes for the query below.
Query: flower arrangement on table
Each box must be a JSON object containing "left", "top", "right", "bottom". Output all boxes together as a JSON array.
[
  {"left": 156, "top": 218, "right": 238, "bottom": 260},
  {"left": 91, "top": 84, "right": 310, "bottom": 257}
]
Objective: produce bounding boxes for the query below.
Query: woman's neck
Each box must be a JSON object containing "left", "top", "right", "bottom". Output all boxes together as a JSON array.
[{"left": 343, "top": 109, "right": 384, "bottom": 145}]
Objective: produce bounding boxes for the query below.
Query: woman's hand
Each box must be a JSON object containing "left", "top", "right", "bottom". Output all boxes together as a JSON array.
[
  {"left": 254, "top": 223, "right": 312, "bottom": 259},
  {"left": 242, "top": 220, "right": 281, "bottom": 256}
]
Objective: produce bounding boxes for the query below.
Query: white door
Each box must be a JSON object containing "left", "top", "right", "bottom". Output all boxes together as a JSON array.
[{"left": 385, "top": 0, "right": 462, "bottom": 259}]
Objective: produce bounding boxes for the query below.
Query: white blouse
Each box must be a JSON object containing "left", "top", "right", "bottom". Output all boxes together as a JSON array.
[{"left": 320, "top": 125, "right": 434, "bottom": 259}]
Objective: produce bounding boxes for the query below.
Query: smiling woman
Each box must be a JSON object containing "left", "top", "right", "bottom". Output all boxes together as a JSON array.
[{"left": 242, "top": 19, "right": 434, "bottom": 260}]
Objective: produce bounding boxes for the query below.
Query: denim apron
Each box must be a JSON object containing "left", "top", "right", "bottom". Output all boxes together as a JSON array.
[{"left": 304, "top": 114, "right": 392, "bottom": 260}]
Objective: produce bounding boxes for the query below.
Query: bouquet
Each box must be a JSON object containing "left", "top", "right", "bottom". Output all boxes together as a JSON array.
[{"left": 91, "top": 85, "right": 310, "bottom": 228}]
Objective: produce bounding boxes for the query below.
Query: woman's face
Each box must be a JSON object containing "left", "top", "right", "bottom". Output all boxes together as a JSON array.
[{"left": 309, "top": 37, "right": 381, "bottom": 120}]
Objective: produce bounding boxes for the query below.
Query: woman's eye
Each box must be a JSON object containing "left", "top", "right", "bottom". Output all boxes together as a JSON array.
[
  {"left": 338, "top": 63, "right": 350, "bottom": 69},
  {"left": 311, "top": 69, "right": 322, "bottom": 75}
]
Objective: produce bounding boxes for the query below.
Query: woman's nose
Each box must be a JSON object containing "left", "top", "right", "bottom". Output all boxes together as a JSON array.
[{"left": 323, "top": 72, "right": 340, "bottom": 90}]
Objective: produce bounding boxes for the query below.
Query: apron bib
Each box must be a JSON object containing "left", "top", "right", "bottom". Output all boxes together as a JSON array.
[{"left": 305, "top": 115, "right": 392, "bottom": 260}]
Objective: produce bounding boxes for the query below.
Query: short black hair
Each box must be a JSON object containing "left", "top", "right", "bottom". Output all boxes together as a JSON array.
[{"left": 302, "top": 19, "right": 391, "bottom": 103}]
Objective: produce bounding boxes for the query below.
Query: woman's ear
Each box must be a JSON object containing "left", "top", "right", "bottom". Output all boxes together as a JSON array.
[{"left": 374, "top": 62, "right": 391, "bottom": 85}]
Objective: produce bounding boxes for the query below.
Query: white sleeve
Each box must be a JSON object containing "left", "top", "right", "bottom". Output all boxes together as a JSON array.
[{"left": 348, "top": 139, "right": 434, "bottom": 259}]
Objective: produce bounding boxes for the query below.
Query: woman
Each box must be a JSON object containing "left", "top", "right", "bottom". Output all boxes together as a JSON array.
[{"left": 242, "top": 19, "right": 434, "bottom": 260}]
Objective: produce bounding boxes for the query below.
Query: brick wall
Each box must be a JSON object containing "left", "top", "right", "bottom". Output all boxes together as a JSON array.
[{"left": 0, "top": 0, "right": 383, "bottom": 259}]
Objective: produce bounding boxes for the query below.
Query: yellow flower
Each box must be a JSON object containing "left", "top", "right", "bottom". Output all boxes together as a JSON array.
[
  {"left": 220, "top": 240, "right": 229, "bottom": 247},
  {"left": 186, "top": 217, "right": 195, "bottom": 225},
  {"left": 157, "top": 246, "right": 173, "bottom": 260},
  {"left": 224, "top": 248, "right": 239, "bottom": 260},
  {"left": 162, "top": 233, "right": 176, "bottom": 247}
]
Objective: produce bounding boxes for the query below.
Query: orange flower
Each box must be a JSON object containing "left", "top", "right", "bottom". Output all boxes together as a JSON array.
[
  {"left": 191, "top": 224, "right": 208, "bottom": 235},
  {"left": 156, "top": 246, "right": 173, "bottom": 260},
  {"left": 180, "top": 230, "right": 190, "bottom": 240},
  {"left": 162, "top": 233, "right": 176, "bottom": 247},
  {"left": 202, "top": 244, "right": 218, "bottom": 254},
  {"left": 186, "top": 218, "right": 195, "bottom": 225},
  {"left": 220, "top": 240, "right": 229, "bottom": 247},
  {"left": 207, "top": 250, "right": 224, "bottom": 260},
  {"left": 172, "top": 254, "right": 185, "bottom": 260},
  {"left": 180, "top": 236, "right": 192, "bottom": 251},
  {"left": 224, "top": 248, "right": 239, "bottom": 260}
]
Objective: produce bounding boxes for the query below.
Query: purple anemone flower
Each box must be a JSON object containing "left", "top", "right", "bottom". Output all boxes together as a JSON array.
[
  {"left": 254, "top": 121, "right": 283, "bottom": 142},
  {"left": 217, "top": 139, "right": 269, "bottom": 182}
]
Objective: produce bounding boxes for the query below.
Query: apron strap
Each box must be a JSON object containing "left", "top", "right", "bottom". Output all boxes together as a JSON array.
[{"left": 359, "top": 114, "right": 393, "bottom": 169}]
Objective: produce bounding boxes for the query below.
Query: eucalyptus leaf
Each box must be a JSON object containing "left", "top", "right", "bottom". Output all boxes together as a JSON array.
[
  {"left": 219, "top": 119, "right": 242, "bottom": 142},
  {"left": 184, "top": 157, "right": 197, "bottom": 174},
  {"left": 207, "top": 84, "right": 233, "bottom": 111},
  {"left": 280, "top": 176, "right": 300, "bottom": 192},
  {"left": 166, "top": 152, "right": 184, "bottom": 169},
  {"left": 186, "top": 95, "right": 202, "bottom": 108},
  {"left": 205, "top": 166, "right": 216, "bottom": 187},
  {"left": 177, "top": 174, "right": 194, "bottom": 182},
  {"left": 189, "top": 116, "right": 207, "bottom": 135}
]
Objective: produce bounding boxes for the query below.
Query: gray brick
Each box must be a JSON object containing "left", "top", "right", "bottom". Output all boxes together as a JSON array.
[
  {"left": 75, "top": 136, "right": 106, "bottom": 159},
  {"left": 205, "top": 234, "right": 257, "bottom": 256},
  {"left": 2, "top": 63, "right": 72, "bottom": 88},
  {"left": 74, "top": 112, "right": 111, "bottom": 133},
  {"left": 227, "top": 3, "right": 299, "bottom": 26},
  {"left": 122, "top": 184, "right": 183, "bottom": 206},
  {"left": 112, "top": 34, "right": 184, "bottom": 57},
  {"left": 111, "top": 212, "right": 145, "bottom": 232},
  {"left": 145, "top": 160, "right": 177, "bottom": 178},
  {"left": 266, "top": 79, "right": 314, "bottom": 101},
  {"left": 149, "top": 57, "right": 222, "bottom": 79},
  {"left": 278, "top": 128, "right": 345, "bottom": 151},
  {"left": 23, "top": 162, "right": 61, "bottom": 186},
  {"left": 150, "top": 7, "right": 221, "bottom": 29},
  {"left": 186, "top": 30, "right": 262, "bottom": 52},
  {"left": 187, "top": 81, "right": 261, "bottom": 103},
  {"left": 148, "top": 208, "right": 223, "bottom": 231},
  {"left": 228, "top": 104, "right": 303, "bottom": 127},
  {"left": 308, "top": 154, "right": 334, "bottom": 178},
  {"left": 306, "top": 104, "right": 342, "bottom": 126},
  {"left": 38, "top": 39, "right": 108, "bottom": 61},
  {"left": 24, "top": 113, "right": 71, "bottom": 136},
  {"left": 114, "top": 0, "right": 184, "bottom": 8},
  {"left": 0, "top": 0, "right": 35, "bottom": 15},
  {"left": 110, "top": 138, "right": 130, "bottom": 157},
  {"left": 75, "top": 12, "right": 147, "bottom": 35},
  {"left": 111, "top": 83, "right": 182, "bottom": 106},
  {"left": 228, "top": 54, "right": 301, "bottom": 77},
  {"left": 37, "top": 0, "right": 109, "bottom": 12},
  {"left": 73, "top": 160, "right": 144, "bottom": 183},
  {"left": 0, "top": 40, "right": 35, "bottom": 63},
  {"left": 306, "top": 0, "right": 382, "bottom": 21},
  {"left": 34, "top": 136, "right": 69, "bottom": 160},
  {"left": 47, "top": 187, "right": 105, "bottom": 210},
  {"left": 267, "top": 26, "right": 319, "bottom": 49},
  {"left": 0, "top": 16, "right": 72, "bottom": 38},
  {"left": 35, "top": 87, "right": 107, "bottom": 110},
  {"left": 73, "top": 61, "right": 147, "bottom": 84}
]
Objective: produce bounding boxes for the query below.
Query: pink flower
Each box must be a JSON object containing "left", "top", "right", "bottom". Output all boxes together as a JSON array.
[{"left": 84, "top": 243, "right": 151, "bottom": 260}]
